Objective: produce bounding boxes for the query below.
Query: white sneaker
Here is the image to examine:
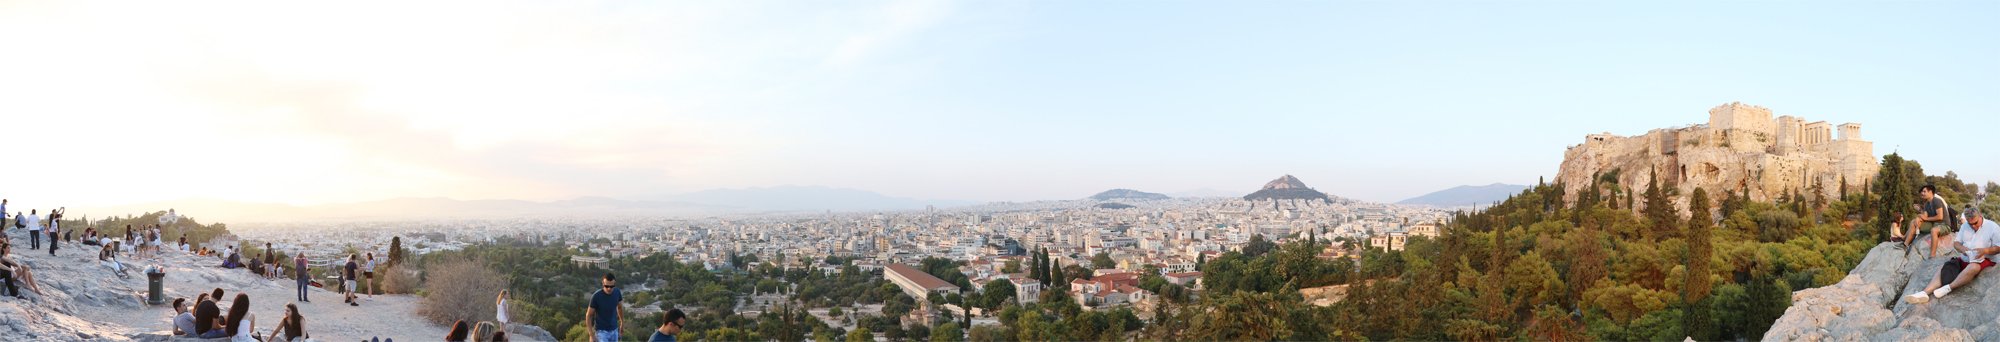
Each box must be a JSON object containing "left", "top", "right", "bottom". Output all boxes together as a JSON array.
[
  {"left": 1935, "top": 285, "right": 1953, "bottom": 299},
  {"left": 1908, "top": 291, "right": 1932, "bottom": 304}
]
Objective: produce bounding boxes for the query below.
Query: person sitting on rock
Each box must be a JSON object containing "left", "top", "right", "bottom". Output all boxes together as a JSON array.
[
  {"left": 225, "top": 293, "right": 259, "bottom": 342},
  {"left": 100, "top": 241, "right": 129, "bottom": 277},
  {"left": 1907, "top": 206, "right": 2000, "bottom": 303},
  {"left": 268, "top": 302, "right": 309, "bottom": 342},
  {"left": 1914, "top": 185, "right": 1954, "bottom": 258},
  {"left": 172, "top": 298, "right": 197, "bottom": 335},
  {"left": 194, "top": 297, "right": 230, "bottom": 339},
  {"left": 0, "top": 243, "right": 44, "bottom": 296}
]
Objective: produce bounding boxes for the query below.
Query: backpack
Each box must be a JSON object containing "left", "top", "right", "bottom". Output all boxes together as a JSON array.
[{"left": 1947, "top": 206, "right": 1963, "bottom": 232}]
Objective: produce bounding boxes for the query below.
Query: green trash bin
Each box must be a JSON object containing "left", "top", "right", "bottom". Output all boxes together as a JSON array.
[{"left": 147, "top": 270, "right": 166, "bottom": 305}]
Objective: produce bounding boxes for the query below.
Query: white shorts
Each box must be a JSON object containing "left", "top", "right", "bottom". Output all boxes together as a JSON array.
[{"left": 345, "top": 280, "right": 357, "bottom": 290}]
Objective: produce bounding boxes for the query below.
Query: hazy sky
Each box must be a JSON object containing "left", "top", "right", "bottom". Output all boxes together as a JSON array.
[{"left": 1, "top": 0, "right": 1993, "bottom": 208}]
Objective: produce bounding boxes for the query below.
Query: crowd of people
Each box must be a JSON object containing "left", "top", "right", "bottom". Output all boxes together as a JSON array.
[{"left": 0, "top": 200, "right": 693, "bottom": 342}]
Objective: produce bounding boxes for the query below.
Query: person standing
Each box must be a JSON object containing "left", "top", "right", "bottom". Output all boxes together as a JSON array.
[
  {"left": 362, "top": 252, "right": 377, "bottom": 301},
  {"left": 23, "top": 209, "right": 40, "bottom": 250},
  {"left": 585, "top": 273, "right": 624, "bottom": 342},
  {"left": 46, "top": 207, "right": 63, "bottom": 255},
  {"left": 263, "top": 244, "right": 278, "bottom": 280},
  {"left": 294, "top": 252, "right": 311, "bottom": 303},
  {"left": 343, "top": 254, "right": 360, "bottom": 306},
  {"left": 1, "top": 199, "right": 8, "bottom": 229},
  {"left": 497, "top": 289, "right": 511, "bottom": 327}
]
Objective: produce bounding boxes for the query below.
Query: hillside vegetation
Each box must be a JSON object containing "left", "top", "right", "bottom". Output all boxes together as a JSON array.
[{"left": 1141, "top": 152, "right": 1993, "bottom": 341}]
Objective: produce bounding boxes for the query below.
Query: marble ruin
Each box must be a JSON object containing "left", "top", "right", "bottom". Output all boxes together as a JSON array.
[{"left": 1555, "top": 102, "right": 1879, "bottom": 214}]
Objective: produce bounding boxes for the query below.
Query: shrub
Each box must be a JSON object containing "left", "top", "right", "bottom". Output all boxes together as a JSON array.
[
  {"left": 382, "top": 264, "right": 423, "bottom": 294},
  {"left": 416, "top": 256, "right": 510, "bottom": 326}
]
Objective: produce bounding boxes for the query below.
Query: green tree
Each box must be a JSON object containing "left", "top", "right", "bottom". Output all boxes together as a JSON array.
[
  {"left": 846, "top": 328, "right": 874, "bottom": 342},
  {"left": 981, "top": 279, "right": 1016, "bottom": 310},
  {"left": 1682, "top": 187, "right": 1717, "bottom": 341},
  {"left": 1243, "top": 234, "right": 1276, "bottom": 257},
  {"left": 931, "top": 323, "right": 963, "bottom": 342},
  {"left": 387, "top": 236, "right": 405, "bottom": 268},
  {"left": 885, "top": 322, "right": 907, "bottom": 342},
  {"left": 1875, "top": 153, "right": 1914, "bottom": 243},
  {"left": 1643, "top": 170, "right": 1678, "bottom": 239},
  {"left": 1090, "top": 252, "right": 1115, "bottom": 269},
  {"left": 906, "top": 323, "right": 931, "bottom": 342}
]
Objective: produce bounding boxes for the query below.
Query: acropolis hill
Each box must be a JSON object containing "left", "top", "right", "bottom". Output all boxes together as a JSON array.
[{"left": 1555, "top": 102, "right": 1879, "bottom": 212}]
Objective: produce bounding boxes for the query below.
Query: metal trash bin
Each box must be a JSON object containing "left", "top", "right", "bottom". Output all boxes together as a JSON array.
[{"left": 147, "top": 271, "right": 167, "bottom": 305}]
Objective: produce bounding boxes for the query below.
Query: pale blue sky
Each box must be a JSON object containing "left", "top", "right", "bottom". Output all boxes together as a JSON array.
[{"left": 1, "top": 0, "right": 1992, "bottom": 206}]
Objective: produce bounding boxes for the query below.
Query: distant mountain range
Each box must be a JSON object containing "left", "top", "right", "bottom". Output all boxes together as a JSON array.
[
  {"left": 1396, "top": 183, "right": 1530, "bottom": 206},
  {"left": 660, "top": 185, "right": 978, "bottom": 211},
  {"left": 1087, "top": 189, "right": 1170, "bottom": 201}
]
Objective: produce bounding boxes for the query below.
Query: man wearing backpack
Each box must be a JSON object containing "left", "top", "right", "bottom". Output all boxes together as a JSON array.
[{"left": 1916, "top": 185, "right": 1953, "bottom": 258}]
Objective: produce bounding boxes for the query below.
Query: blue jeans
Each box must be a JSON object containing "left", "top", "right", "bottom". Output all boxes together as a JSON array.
[
  {"left": 28, "top": 231, "right": 38, "bottom": 250},
  {"left": 197, "top": 329, "right": 229, "bottom": 339},
  {"left": 596, "top": 329, "right": 620, "bottom": 342},
  {"left": 298, "top": 277, "right": 311, "bottom": 301}
]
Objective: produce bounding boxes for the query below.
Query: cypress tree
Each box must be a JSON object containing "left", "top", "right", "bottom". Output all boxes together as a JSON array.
[
  {"left": 1683, "top": 187, "right": 1717, "bottom": 340},
  {"left": 387, "top": 236, "right": 405, "bottom": 268}
]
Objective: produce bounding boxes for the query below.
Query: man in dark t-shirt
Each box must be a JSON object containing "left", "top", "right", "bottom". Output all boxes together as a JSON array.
[
  {"left": 586, "top": 273, "right": 624, "bottom": 342},
  {"left": 1918, "top": 185, "right": 1952, "bottom": 258},
  {"left": 344, "top": 255, "right": 361, "bottom": 306}
]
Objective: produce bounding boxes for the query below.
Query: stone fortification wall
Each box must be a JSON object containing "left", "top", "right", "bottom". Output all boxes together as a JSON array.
[{"left": 1555, "top": 102, "right": 1879, "bottom": 216}]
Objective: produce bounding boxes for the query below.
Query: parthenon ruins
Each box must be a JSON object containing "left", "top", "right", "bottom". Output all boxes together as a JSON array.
[{"left": 1554, "top": 102, "right": 1879, "bottom": 213}]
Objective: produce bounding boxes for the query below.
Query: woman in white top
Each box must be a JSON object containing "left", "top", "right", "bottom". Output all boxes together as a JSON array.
[
  {"left": 225, "top": 293, "right": 258, "bottom": 342},
  {"left": 362, "top": 253, "right": 377, "bottom": 300},
  {"left": 496, "top": 290, "right": 510, "bottom": 326}
]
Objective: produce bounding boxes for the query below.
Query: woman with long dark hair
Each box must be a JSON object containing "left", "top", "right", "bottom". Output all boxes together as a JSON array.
[
  {"left": 226, "top": 293, "right": 257, "bottom": 342},
  {"left": 0, "top": 244, "right": 44, "bottom": 296},
  {"left": 268, "top": 302, "right": 308, "bottom": 342}
]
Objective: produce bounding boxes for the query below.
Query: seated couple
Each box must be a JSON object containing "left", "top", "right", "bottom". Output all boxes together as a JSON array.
[{"left": 1907, "top": 206, "right": 2000, "bottom": 303}]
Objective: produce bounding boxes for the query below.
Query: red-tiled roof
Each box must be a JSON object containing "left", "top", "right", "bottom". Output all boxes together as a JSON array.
[{"left": 885, "top": 263, "right": 958, "bottom": 291}]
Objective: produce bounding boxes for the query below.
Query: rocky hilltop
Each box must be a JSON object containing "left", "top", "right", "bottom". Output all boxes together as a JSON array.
[
  {"left": 1765, "top": 241, "right": 2000, "bottom": 342},
  {"left": 0, "top": 228, "right": 553, "bottom": 342},
  {"left": 1242, "top": 174, "right": 1332, "bottom": 201},
  {"left": 1555, "top": 102, "right": 1879, "bottom": 215}
]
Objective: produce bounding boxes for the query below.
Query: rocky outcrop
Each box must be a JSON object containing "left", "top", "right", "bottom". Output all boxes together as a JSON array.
[
  {"left": 1243, "top": 175, "right": 1332, "bottom": 201},
  {"left": 1554, "top": 103, "right": 1878, "bottom": 212},
  {"left": 1764, "top": 242, "right": 2000, "bottom": 342}
]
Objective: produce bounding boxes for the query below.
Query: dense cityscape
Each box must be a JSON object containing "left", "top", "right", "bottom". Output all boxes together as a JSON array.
[{"left": 231, "top": 179, "right": 1467, "bottom": 315}]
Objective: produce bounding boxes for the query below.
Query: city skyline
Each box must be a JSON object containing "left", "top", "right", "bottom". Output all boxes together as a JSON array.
[{"left": 2, "top": 1, "right": 1993, "bottom": 209}]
